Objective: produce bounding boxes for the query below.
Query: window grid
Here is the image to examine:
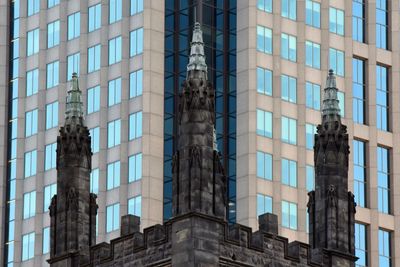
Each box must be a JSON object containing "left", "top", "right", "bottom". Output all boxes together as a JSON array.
[
  {"left": 131, "top": 0, "right": 144, "bottom": 15},
  {"left": 353, "top": 140, "right": 367, "bottom": 208},
  {"left": 306, "top": 165, "right": 314, "bottom": 192},
  {"left": 306, "top": 123, "right": 317, "bottom": 150},
  {"left": 23, "top": 191, "right": 36, "bottom": 219},
  {"left": 305, "top": 41, "right": 321, "bottom": 69},
  {"left": 90, "top": 168, "right": 99, "bottom": 194},
  {"left": 88, "top": 4, "right": 101, "bottom": 32},
  {"left": 376, "top": 0, "right": 388, "bottom": 50},
  {"left": 306, "top": 0, "right": 320, "bottom": 28},
  {"left": 257, "top": 25, "right": 272, "bottom": 54},
  {"left": 257, "top": 151, "right": 272, "bottom": 180},
  {"left": 130, "top": 69, "right": 143, "bottom": 98},
  {"left": 353, "top": 0, "right": 365, "bottom": 42},
  {"left": 329, "top": 48, "right": 345, "bottom": 77},
  {"left": 67, "top": 53, "right": 80, "bottom": 80},
  {"left": 26, "top": 68, "right": 39, "bottom": 96},
  {"left": 282, "top": 158, "right": 297, "bottom": 187},
  {"left": 67, "top": 12, "right": 80, "bottom": 40},
  {"left": 282, "top": 0, "right": 296, "bottom": 20},
  {"left": 306, "top": 82, "right": 320, "bottom": 110},
  {"left": 27, "top": 28, "right": 39, "bottom": 56},
  {"left": 43, "top": 183, "right": 56, "bottom": 212},
  {"left": 45, "top": 143, "right": 57, "bottom": 171},
  {"left": 257, "top": 0, "right": 272, "bottom": 13},
  {"left": 22, "top": 232, "right": 35, "bottom": 261},
  {"left": 355, "top": 223, "right": 368, "bottom": 267},
  {"left": 257, "top": 194, "right": 273, "bottom": 217},
  {"left": 43, "top": 227, "right": 50, "bottom": 254},
  {"left": 46, "top": 102, "right": 59, "bottom": 129},
  {"left": 129, "top": 153, "right": 142, "bottom": 182},
  {"left": 378, "top": 229, "right": 391, "bottom": 267},
  {"left": 128, "top": 195, "right": 142, "bottom": 217},
  {"left": 106, "top": 203, "right": 120, "bottom": 233},
  {"left": 48, "top": 0, "right": 59, "bottom": 8},
  {"left": 257, "top": 67, "right": 272, "bottom": 96},
  {"left": 24, "top": 150, "right": 37, "bottom": 178},
  {"left": 28, "top": 0, "right": 40, "bottom": 16},
  {"left": 108, "top": 77, "right": 121, "bottom": 106},
  {"left": 88, "top": 44, "right": 101, "bottom": 73},
  {"left": 109, "top": 36, "right": 122, "bottom": 65},
  {"left": 281, "top": 33, "right": 296, "bottom": 62},
  {"left": 129, "top": 111, "right": 143, "bottom": 140},
  {"left": 89, "top": 127, "right": 100, "bottom": 153},
  {"left": 46, "top": 61, "right": 59, "bottom": 89},
  {"left": 281, "top": 74, "right": 296, "bottom": 103},
  {"left": 130, "top": 28, "right": 144, "bottom": 57},
  {"left": 47, "top": 20, "right": 60, "bottom": 48},
  {"left": 376, "top": 65, "right": 389, "bottom": 131},
  {"left": 282, "top": 200, "right": 297, "bottom": 230},
  {"left": 107, "top": 119, "right": 121, "bottom": 148},
  {"left": 377, "top": 146, "right": 390, "bottom": 214},
  {"left": 281, "top": 116, "right": 297, "bottom": 145},
  {"left": 25, "top": 109, "right": 38, "bottom": 137},
  {"left": 87, "top": 86, "right": 100, "bottom": 114},
  {"left": 353, "top": 58, "right": 366, "bottom": 124},
  {"left": 338, "top": 91, "right": 345, "bottom": 117},
  {"left": 329, "top": 7, "right": 344, "bottom": 35},
  {"left": 107, "top": 161, "right": 120, "bottom": 190},
  {"left": 109, "top": 0, "right": 122, "bottom": 24},
  {"left": 256, "top": 109, "right": 273, "bottom": 138}
]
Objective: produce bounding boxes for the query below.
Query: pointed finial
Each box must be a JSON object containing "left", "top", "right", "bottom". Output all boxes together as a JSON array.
[
  {"left": 187, "top": 22, "right": 208, "bottom": 79},
  {"left": 322, "top": 70, "right": 341, "bottom": 118},
  {"left": 65, "top": 73, "right": 84, "bottom": 126}
]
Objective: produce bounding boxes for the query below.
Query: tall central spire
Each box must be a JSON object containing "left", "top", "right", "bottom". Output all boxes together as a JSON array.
[
  {"left": 322, "top": 69, "right": 341, "bottom": 120},
  {"left": 65, "top": 72, "right": 85, "bottom": 126},
  {"left": 187, "top": 22, "right": 208, "bottom": 79}
]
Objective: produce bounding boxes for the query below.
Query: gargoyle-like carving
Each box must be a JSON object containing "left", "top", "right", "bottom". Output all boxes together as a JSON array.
[{"left": 67, "top": 187, "right": 78, "bottom": 210}]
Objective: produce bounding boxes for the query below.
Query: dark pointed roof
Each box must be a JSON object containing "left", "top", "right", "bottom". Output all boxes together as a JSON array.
[{"left": 65, "top": 73, "right": 85, "bottom": 126}]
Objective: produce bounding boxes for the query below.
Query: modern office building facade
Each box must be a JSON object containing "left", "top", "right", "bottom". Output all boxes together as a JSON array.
[{"left": 0, "top": 0, "right": 398, "bottom": 266}]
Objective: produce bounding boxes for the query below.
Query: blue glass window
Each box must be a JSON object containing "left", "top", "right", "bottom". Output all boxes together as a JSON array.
[
  {"left": 87, "top": 86, "right": 100, "bottom": 114},
  {"left": 109, "top": 36, "right": 122, "bottom": 65},
  {"left": 353, "top": 58, "right": 365, "bottom": 124},
  {"left": 256, "top": 109, "right": 272, "bottom": 138},
  {"left": 128, "top": 195, "right": 141, "bottom": 217},
  {"left": 48, "top": 0, "right": 59, "bottom": 8},
  {"left": 131, "top": 0, "right": 143, "bottom": 15},
  {"left": 107, "top": 161, "right": 120, "bottom": 190},
  {"left": 306, "top": 82, "right": 320, "bottom": 110},
  {"left": 305, "top": 41, "right": 320, "bottom": 69},
  {"left": 281, "top": 116, "right": 297, "bottom": 145},
  {"left": 377, "top": 146, "right": 390, "bottom": 214},
  {"left": 257, "top": 194, "right": 272, "bottom": 216},
  {"left": 257, "top": 25, "right": 272, "bottom": 54},
  {"left": 28, "top": 0, "right": 39, "bottom": 16},
  {"left": 355, "top": 223, "right": 368, "bottom": 267},
  {"left": 129, "top": 153, "right": 142, "bottom": 182},
  {"left": 47, "top": 20, "right": 60, "bottom": 48},
  {"left": 22, "top": 232, "right": 35, "bottom": 261},
  {"left": 44, "top": 143, "right": 57, "bottom": 171},
  {"left": 257, "top": 151, "right": 272, "bottom": 180},
  {"left": 354, "top": 140, "right": 366, "bottom": 208},
  {"left": 43, "top": 183, "right": 56, "bottom": 212},
  {"left": 329, "top": 48, "right": 344, "bottom": 77},
  {"left": 43, "top": 227, "right": 50, "bottom": 254},
  {"left": 329, "top": 7, "right": 344, "bottom": 35},
  {"left": 257, "top": 0, "right": 272, "bottom": 13},
  {"left": 88, "top": 4, "right": 101, "bottom": 32},
  {"left": 46, "top": 102, "right": 58, "bottom": 130},
  {"left": 130, "top": 69, "right": 143, "bottom": 98},
  {"left": 108, "top": 77, "right": 121, "bottom": 106},
  {"left": 23, "top": 191, "right": 36, "bottom": 219},
  {"left": 107, "top": 119, "right": 121, "bottom": 148},
  {"left": 27, "top": 28, "right": 39, "bottom": 56},
  {"left": 306, "top": 165, "right": 314, "bottom": 191},
  {"left": 67, "top": 12, "right": 80, "bottom": 40},
  {"left": 257, "top": 67, "right": 272, "bottom": 96},
  {"left": 46, "top": 61, "right": 59, "bottom": 89},
  {"left": 106, "top": 203, "right": 120, "bottom": 232},
  {"left": 90, "top": 168, "right": 99, "bottom": 194},
  {"left": 306, "top": 0, "right": 320, "bottom": 28},
  {"left": 379, "top": 229, "right": 391, "bottom": 267},
  {"left": 282, "top": 158, "right": 297, "bottom": 187},
  {"left": 353, "top": 0, "right": 365, "bottom": 42},
  {"left": 129, "top": 111, "right": 143, "bottom": 140},
  {"left": 109, "top": 0, "right": 122, "bottom": 24},
  {"left": 88, "top": 44, "right": 101, "bottom": 73},
  {"left": 281, "top": 33, "right": 296, "bottom": 62},
  {"left": 26, "top": 68, "right": 38, "bottom": 96},
  {"left": 376, "top": 65, "right": 388, "bottom": 131},
  {"left": 337, "top": 91, "right": 345, "bottom": 117},
  {"left": 376, "top": 0, "right": 388, "bottom": 50},
  {"left": 306, "top": 123, "right": 317, "bottom": 150},
  {"left": 67, "top": 52, "right": 80, "bottom": 80},
  {"left": 24, "top": 150, "right": 37, "bottom": 178},
  {"left": 89, "top": 127, "right": 100, "bottom": 153},
  {"left": 282, "top": 200, "right": 297, "bottom": 230},
  {"left": 282, "top": 0, "right": 296, "bottom": 20},
  {"left": 25, "top": 109, "right": 38, "bottom": 137},
  {"left": 281, "top": 74, "right": 296, "bottom": 103},
  {"left": 130, "top": 28, "right": 144, "bottom": 57}
]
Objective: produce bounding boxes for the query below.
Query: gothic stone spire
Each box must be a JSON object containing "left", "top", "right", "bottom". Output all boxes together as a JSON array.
[
  {"left": 48, "top": 74, "right": 98, "bottom": 266},
  {"left": 172, "top": 22, "right": 226, "bottom": 219},
  {"left": 308, "top": 71, "right": 357, "bottom": 264}
]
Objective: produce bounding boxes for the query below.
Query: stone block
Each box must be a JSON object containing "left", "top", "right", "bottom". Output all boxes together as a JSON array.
[
  {"left": 120, "top": 215, "right": 140, "bottom": 236},
  {"left": 258, "top": 213, "right": 278, "bottom": 234}
]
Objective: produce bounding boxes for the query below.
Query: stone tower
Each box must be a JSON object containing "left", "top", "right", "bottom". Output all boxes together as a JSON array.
[
  {"left": 48, "top": 73, "right": 98, "bottom": 266},
  {"left": 172, "top": 22, "right": 226, "bottom": 219},
  {"left": 308, "top": 70, "right": 357, "bottom": 265}
]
